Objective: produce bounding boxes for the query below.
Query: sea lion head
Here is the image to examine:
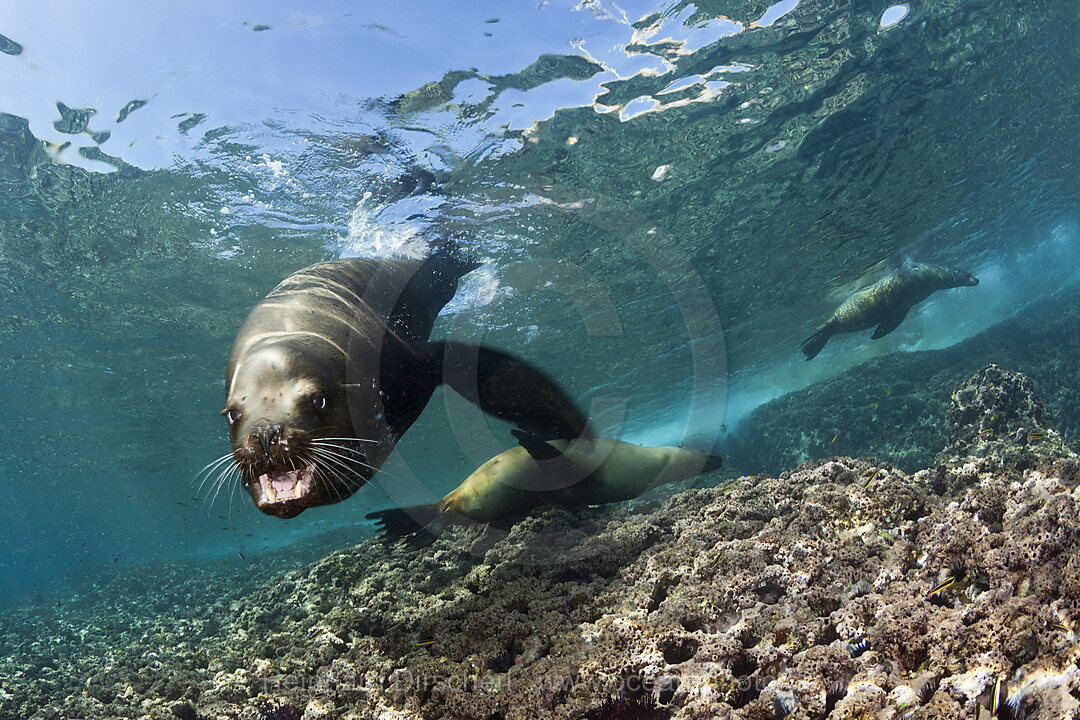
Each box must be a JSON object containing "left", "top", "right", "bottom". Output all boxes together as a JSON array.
[
  {"left": 224, "top": 338, "right": 373, "bottom": 519},
  {"left": 946, "top": 267, "right": 979, "bottom": 288}
]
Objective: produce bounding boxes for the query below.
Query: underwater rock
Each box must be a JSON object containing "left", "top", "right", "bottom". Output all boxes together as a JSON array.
[
  {"left": 2, "top": 376, "right": 1080, "bottom": 718},
  {"left": 938, "top": 364, "right": 1073, "bottom": 468}
]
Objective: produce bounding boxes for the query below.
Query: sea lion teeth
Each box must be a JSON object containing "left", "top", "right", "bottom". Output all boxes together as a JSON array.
[
  {"left": 224, "top": 253, "right": 589, "bottom": 518},
  {"left": 260, "top": 476, "right": 278, "bottom": 503},
  {"left": 801, "top": 261, "right": 978, "bottom": 360}
]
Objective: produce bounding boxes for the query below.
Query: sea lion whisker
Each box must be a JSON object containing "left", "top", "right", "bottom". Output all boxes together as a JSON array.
[
  {"left": 192, "top": 453, "right": 241, "bottom": 494},
  {"left": 310, "top": 446, "right": 374, "bottom": 482},
  {"left": 308, "top": 446, "right": 359, "bottom": 479},
  {"left": 309, "top": 439, "right": 374, "bottom": 461},
  {"left": 311, "top": 444, "right": 382, "bottom": 475},
  {"left": 210, "top": 462, "right": 242, "bottom": 513},
  {"left": 192, "top": 451, "right": 236, "bottom": 481},
  {"left": 201, "top": 464, "right": 235, "bottom": 512},
  {"left": 210, "top": 462, "right": 242, "bottom": 516},
  {"left": 312, "top": 465, "right": 347, "bottom": 505},
  {"left": 310, "top": 444, "right": 380, "bottom": 470},
  {"left": 199, "top": 462, "right": 242, "bottom": 512},
  {"left": 311, "top": 436, "right": 380, "bottom": 445},
  {"left": 206, "top": 468, "right": 232, "bottom": 514}
]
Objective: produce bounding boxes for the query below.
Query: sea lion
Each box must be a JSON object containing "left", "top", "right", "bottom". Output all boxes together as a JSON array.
[
  {"left": 366, "top": 429, "right": 722, "bottom": 540},
  {"left": 224, "top": 252, "right": 588, "bottom": 519},
  {"left": 800, "top": 262, "right": 978, "bottom": 360}
]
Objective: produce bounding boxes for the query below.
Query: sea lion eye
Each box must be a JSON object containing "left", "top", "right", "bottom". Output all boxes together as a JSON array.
[
  {"left": 312, "top": 394, "right": 327, "bottom": 410},
  {"left": 224, "top": 408, "right": 240, "bottom": 425}
]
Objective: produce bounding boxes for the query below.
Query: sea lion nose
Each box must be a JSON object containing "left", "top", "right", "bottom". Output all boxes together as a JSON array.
[{"left": 250, "top": 420, "right": 284, "bottom": 456}]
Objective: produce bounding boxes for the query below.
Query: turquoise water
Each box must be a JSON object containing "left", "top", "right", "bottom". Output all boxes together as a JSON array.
[{"left": 0, "top": 0, "right": 1078, "bottom": 611}]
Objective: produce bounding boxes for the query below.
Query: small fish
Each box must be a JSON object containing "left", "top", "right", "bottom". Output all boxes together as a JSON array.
[
  {"left": 386, "top": 622, "right": 402, "bottom": 632},
  {"left": 1027, "top": 431, "right": 1045, "bottom": 443},
  {"left": 1051, "top": 623, "right": 1068, "bottom": 632},
  {"left": 237, "top": 551, "right": 246, "bottom": 562},
  {"left": 831, "top": 431, "right": 840, "bottom": 444},
  {"left": 174, "top": 502, "right": 189, "bottom": 507},
  {"left": 864, "top": 469, "right": 880, "bottom": 489},
  {"left": 979, "top": 428, "right": 994, "bottom": 438},
  {"left": 113, "top": 555, "right": 119, "bottom": 563},
  {"left": 717, "top": 479, "right": 738, "bottom": 493},
  {"left": 414, "top": 639, "right": 436, "bottom": 646},
  {"left": 773, "top": 694, "right": 794, "bottom": 719},
  {"left": 985, "top": 677, "right": 1008, "bottom": 717},
  {"left": 928, "top": 576, "right": 956, "bottom": 597}
]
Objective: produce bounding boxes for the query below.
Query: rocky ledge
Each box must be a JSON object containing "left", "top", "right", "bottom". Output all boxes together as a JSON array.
[{"left": 2, "top": 365, "right": 1079, "bottom": 720}]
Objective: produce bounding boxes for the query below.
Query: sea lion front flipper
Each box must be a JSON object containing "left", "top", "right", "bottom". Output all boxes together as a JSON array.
[
  {"left": 509, "top": 428, "right": 595, "bottom": 494},
  {"left": 433, "top": 341, "right": 589, "bottom": 439},
  {"left": 510, "top": 428, "right": 563, "bottom": 460},
  {"left": 365, "top": 505, "right": 451, "bottom": 547},
  {"left": 870, "top": 309, "right": 909, "bottom": 339}
]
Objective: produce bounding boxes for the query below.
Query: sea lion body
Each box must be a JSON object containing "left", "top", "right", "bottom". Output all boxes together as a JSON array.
[
  {"left": 367, "top": 434, "right": 722, "bottom": 537},
  {"left": 801, "top": 262, "right": 978, "bottom": 360},
  {"left": 224, "top": 255, "right": 588, "bottom": 518}
]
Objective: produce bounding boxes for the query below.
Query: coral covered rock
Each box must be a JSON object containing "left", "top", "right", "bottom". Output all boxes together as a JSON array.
[
  {"left": 2, "top": 375, "right": 1080, "bottom": 719},
  {"left": 938, "top": 364, "right": 1073, "bottom": 467}
]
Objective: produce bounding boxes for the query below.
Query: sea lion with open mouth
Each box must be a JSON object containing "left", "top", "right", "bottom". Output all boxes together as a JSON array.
[{"left": 222, "top": 251, "right": 588, "bottom": 519}]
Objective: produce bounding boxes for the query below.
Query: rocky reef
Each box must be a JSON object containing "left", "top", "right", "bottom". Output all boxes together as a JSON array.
[{"left": 3, "top": 366, "right": 1080, "bottom": 719}]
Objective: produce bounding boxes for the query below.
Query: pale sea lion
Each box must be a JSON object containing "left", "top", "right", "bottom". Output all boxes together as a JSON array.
[
  {"left": 222, "top": 252, "right": 587, "bottom": 519},
  {"left": 367, "top": 429, "right": 722, "bottom": 540},
  {"left": 800, "top": 261, "right": 978, "bottom": 360}
]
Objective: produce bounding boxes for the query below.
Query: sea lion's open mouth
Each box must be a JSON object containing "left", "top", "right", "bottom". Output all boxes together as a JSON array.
[{"left": 251, "top": 464, "right": 317, "bottom": 518}]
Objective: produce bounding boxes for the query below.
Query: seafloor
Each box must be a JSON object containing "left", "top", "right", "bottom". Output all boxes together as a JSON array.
[{"left": 3, "top": 364, "right": 1080, "bottom": 720}]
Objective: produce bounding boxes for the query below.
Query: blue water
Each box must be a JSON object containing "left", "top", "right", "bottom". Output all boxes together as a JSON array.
[{"left": 0, "top": 0, "right": 1078, "bottom": 610}]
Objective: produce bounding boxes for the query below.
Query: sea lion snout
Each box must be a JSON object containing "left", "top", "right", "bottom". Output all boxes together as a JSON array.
[
  {"left": 947, "top": 267, "right": 979, "bottom": 287},
  {"left": 249, "top": 419, "right": 284, "bottom": 456}
]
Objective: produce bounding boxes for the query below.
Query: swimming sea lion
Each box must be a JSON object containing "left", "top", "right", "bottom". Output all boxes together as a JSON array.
[
  {"left": 224, "top": 252, "right": 588, "bottom": 519},
  {"left": 366, "top": 429, "right": 722, "bottom": 540},
  {"left": 800, "top": 261, "right": 978, "bottom": 360}
]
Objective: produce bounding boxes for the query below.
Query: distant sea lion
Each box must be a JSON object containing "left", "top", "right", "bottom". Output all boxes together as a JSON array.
[
  {"left": 367, "top": 429, "right": 722, "bottom": 540},
  {"left": 800, "top": 262, "right": 979, "bottom": 360},
  {"left": 223, "top": 253, "right": 587, "bottom": 519}
]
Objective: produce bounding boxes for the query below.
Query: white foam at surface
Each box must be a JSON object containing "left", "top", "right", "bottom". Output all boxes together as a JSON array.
[{"left": 338, "top": 193, "right": 430, "bottom": 259}]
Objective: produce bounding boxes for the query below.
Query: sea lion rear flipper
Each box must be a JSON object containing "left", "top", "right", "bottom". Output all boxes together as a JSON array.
[
  {"left": 433, "top": 342, "right": 589, "bottom": 439},
  {"left": 800, "top": 330, "right": 830, "bottom": 361},
  {"left": 870, "top": 309, "right": 909, "bottom": 339}
]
